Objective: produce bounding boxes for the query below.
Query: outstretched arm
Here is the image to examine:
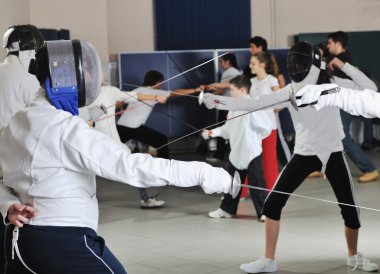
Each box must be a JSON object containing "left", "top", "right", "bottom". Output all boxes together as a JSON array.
[
  {"left": 296, "top": 84, "right": 380, "bottom": 118},
  {"left": 201, "top": 86, "right": 290, "bottom": 111},
  {"left": 61, "top": 118, "right": 239, "bottom": 197}
]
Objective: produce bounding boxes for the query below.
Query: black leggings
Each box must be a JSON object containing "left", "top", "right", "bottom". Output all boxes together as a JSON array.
[{"left": 262, "top": 152, "right": 361, "bottom": 229}]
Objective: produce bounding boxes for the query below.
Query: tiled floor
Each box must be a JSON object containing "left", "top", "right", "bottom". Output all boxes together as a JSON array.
[{"left": 97, "top": 150, "right": 380, "bottom": 274}]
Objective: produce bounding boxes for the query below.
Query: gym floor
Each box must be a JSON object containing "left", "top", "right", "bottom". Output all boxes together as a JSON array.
[{"left": 97, "top": 149, "right": 380, "bottom": 274}]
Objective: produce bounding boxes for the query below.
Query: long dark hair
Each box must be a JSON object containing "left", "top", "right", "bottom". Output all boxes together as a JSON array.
[{"left": 221, "top": 53, "right": 239, "bottom": 70}]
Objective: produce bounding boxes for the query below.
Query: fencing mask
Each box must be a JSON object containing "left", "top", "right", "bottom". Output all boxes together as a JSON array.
[
  {"left": 2, "top": 24, "right": 44, "bottom": 69},
  {"left": 29, "top": 40, "right": 102, "bottom": 115},
  {"left": 287, "top": 41, "right": 325, "bottom": 92}
]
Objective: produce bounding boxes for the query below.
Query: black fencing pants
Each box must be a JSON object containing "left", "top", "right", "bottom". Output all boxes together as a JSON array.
[{"left": 262, "top": 152, "right": 361, "bottom": 229}]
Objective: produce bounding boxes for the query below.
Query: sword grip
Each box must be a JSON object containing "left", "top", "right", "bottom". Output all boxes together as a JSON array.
[
  {"left": 295, "top": 86, "right": 340, "bottom": 100},
  {"left": 320, "top": 86, "right": 340, "bottom": 96}
]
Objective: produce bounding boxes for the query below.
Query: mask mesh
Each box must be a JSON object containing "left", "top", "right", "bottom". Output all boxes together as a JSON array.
[
  {"left": 80, "top": 41, "right": 102, "bottom": 106},
  {"left": 46, "top": 40, "right": 101, "bottom": 106},
  {"left": 47, "top": 41, "right": 77, "bottom": 89}
]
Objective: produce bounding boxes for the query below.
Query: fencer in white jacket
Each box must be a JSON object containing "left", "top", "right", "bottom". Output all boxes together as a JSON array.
[
  {"left": 203, "top": 98, "right": 271, "bottom": 171},
  {"left": 201, "top": 42, "right": 379, "bottom": 273},
  {"left": 79, "top": 84, "right": 169, "bottom": 208},
  {"left": 80, "top": 85, "right": 166, "bottom": 142},
  {"left": 0, "top": 40, "right": 238, "bottom": 274},
  {"left": 0, "top": 24, "right": 44, "bottom": 274},
  {"left": 0, "top": 89, "right": 234, "bottom": 230},
  {"left": 203, "top": 75, "right": 272, "bottom": 220}
]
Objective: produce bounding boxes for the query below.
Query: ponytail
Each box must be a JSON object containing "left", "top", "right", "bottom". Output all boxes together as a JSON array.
[{"left": 221, "top": 53, "right": 239, "bottom": 70}]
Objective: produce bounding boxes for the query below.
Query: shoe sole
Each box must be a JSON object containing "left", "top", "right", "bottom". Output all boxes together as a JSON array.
[
  {"left": 208, "top": 214, "right": 235, "bottom": 218},
  {"left": 240, "top": 266, "right": 277, "bottom": 273},
  {"left": 140, "top": 205, "right": 164, "bottom": 209},
  {"left": 358, "top": 177, "right": 379, "bottom": 183},
  {"left": 347, "top": 266, "right": 379, "bottom": 272}
]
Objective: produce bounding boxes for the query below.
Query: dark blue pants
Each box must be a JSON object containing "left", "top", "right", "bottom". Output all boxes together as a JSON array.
[{"left": 4, "top": 225, "right": 127, "bottom": 274}]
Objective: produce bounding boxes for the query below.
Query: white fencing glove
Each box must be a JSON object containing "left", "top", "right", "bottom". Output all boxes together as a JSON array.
[
  {"left": 201, "top": 130, "right": 212, "bottom": 140},
  {"left": 200, "top": 166, "right": 241, "bottom": 198},
  {"left": 202, "top": 93, "right": 232, "bottom": 110},
  {"left": 169, "top": 161, "right": 240, "bottom": 198},
  {"left": 88, "top": 104, "right": 107, "bottom": 121},
  {"left": 295, "top": 84, "right": 340, "bottom": 110}
]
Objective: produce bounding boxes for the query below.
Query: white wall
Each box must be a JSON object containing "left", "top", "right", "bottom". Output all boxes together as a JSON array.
[
  {"left": 29, "top": 0, "right": 109, "bottom": 62},
  {"left": 251, "top": 0, "right": 380, "bottom": 48},
  {"left": 0, "top": 0, "right": 31, "bottom": 60},
  {"left": 107, "top": 0, "right": 154, "bottom": 62},
  {"left": 0, "top": 0, "right": 380, "bottom": 62}
]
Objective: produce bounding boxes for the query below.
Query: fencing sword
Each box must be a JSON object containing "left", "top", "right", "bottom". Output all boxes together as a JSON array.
[
  {"left": 237, "top": 183, "right": 380, "bottom": 213},
  {"left": 198, "top": 85, "right": 341, "bottom": 111},
  {"left": 150, "top": 51, "right": 230, "bottom": 89},
  {"left": 156, "top": 85, "right": 341, "bottom": 151}
]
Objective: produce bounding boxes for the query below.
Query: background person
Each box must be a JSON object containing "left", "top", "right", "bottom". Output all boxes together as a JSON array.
[
  {"left": 0, "top": 24, "right": 44, "bottom": 274},
  {"left": 80, "top": 83, "right": 168, "bottom": 209},
  {"left": 326, "top": 31, "right": 378, "bottom": 183}
]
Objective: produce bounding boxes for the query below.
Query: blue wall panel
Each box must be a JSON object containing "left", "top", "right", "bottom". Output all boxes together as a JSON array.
[
  {"left": 154, "top": 0, "right": 251, "bottom": 50},
  {"left": 119, "top": 50, "right": 217, "bottom": 138}
]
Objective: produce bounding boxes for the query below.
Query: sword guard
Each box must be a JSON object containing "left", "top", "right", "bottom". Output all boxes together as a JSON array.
[
  {"left": 289, "top": 86, "right": 299, "bottom": 111},
  {"left": 198, "top": 91, "right": 204, "bottom": 105},
  {"left": 231, "top": 171, "right": 241, "bottom": 199}
]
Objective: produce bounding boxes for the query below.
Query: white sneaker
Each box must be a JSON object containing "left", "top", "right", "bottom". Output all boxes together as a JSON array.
[
  {"left": 208, "top": 208, "right": 234, "bottom": 218},
  {"left": 240, "top": 257, "right": 277, "bottom": 273},
  {"left": 347, "top": 253, "right": 379, "bottom": 272},
  {"left": 140, "top": 198, "right": 165, "bottom": 209},
  {"left": 259, "top": 215, "right": 266, "bottom": 223}
]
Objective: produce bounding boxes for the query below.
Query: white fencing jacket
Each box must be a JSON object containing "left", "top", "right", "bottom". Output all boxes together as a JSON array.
[
  {"left": 211, "top": 101, "right": 272, "bottom": 169},
  {"left": 316, "top": 87, "right": 380, "bottom": 118},
  {"left": 80, "top": 85, "right": 138, "bottom": 142},
  {"left": 0, "top": 90, "right": 232, "bottom": 231},
  {"left": 117, "top": 87, "right": 170, "bottom": 129},
  {"left": 0, "top": 55, "right": 40, "bottom": 129}
]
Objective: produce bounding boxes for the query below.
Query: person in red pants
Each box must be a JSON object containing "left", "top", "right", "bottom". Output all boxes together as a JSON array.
[{"left": 248, "top": 52, "right": 280, "bottom": 189}]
